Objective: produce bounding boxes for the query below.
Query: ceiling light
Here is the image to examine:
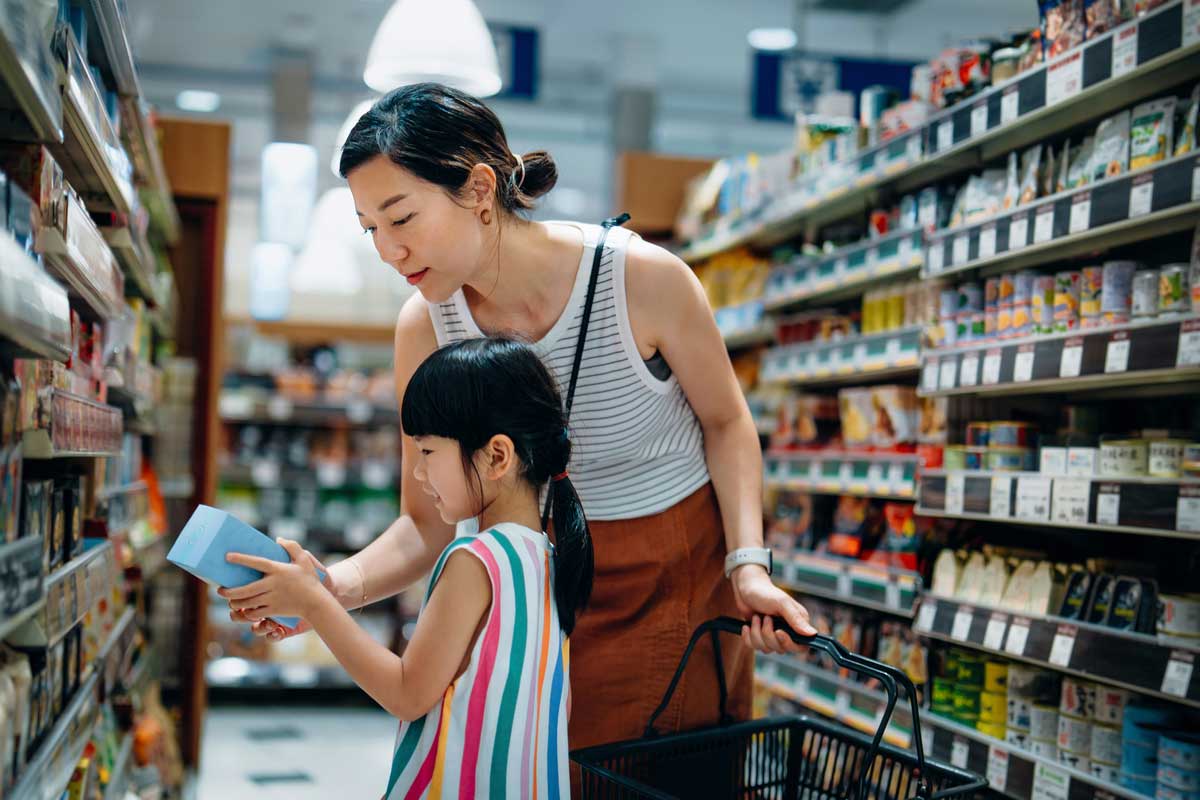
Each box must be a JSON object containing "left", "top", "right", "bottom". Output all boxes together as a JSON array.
[
  {"left": 330, "top": 98, "right": 378, "bottom": 178},
  {"left": 363, "top": 0, "right": 502, "bottom": 97},
  {"left": 175, "top": 89, "right": 221, "bottom": 113},
  {"left": 260, "top": 143, "right": 318, "bottom": 249},
  {"left": 747, "top": 27, "right": 798, "bottom": 52}
]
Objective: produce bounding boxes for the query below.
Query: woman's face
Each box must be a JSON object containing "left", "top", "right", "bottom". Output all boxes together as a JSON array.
[{"left": 347, "top": 155, "right": 489, "bottom": 304}]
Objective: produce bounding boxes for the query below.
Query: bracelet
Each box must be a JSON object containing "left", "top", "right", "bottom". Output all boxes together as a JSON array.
[{"left": 347, "top": 558, "right": 368, "bottom": 609}]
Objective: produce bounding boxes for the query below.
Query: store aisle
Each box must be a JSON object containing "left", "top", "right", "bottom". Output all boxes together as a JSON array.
[{"left": 196, "top": 706, "right": 397, "bottom": 799}]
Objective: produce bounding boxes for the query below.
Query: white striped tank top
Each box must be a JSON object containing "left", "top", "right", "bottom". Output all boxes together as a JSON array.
[
  {"left": 428, "top": 222, "right": 710, "bottom": 520},
  {"left": 384, "top": 523, "right": 570, "bottom": 799}
]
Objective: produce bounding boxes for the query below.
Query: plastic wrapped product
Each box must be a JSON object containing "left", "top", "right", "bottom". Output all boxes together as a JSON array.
[
  {"left": 1085, "top": 0, "right": 1131, "bottom": 38},
  {"left": 1057, "top": 139, "right": 1072, "bottom": 194},
  {"left": 1176, "top": 86, "right": 1199, "bottom": 156},
  {"left": 1067, "top": 137, "right": 1094, "bottom": 189},
  {"left": 1041, "top": 0, "right": 1085, "bottom": 59},
  {"left": 1130, "top": 97, "right": 1177, "bottom": 170},
  {"left": 1003, "top": 151, "right": 1021, "bottom": 210},
  {"left": 1019, "top": 144, "right": 1044, "bottom": 205},
  {"left": 1090, "top": 110, "right": 1130, "bottom": 181}
]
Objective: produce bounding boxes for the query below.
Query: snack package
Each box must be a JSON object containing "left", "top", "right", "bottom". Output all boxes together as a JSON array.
[
  {"left": 1085, "top": 0, "right": 1131, "bottom": 38},
  {"left": 1003, "top": 150, "right": 1021, "bottom": 210},
  {"left": 1041, "top": 142, "right": 1057, "bottom": 198},
  {"left": 1130, "top": 96, "right": 1176, "bottom": 170},
  {"left": 1090, "top": 110, "right": 1130, "bottom": 181},
  {"left": 979, "top": 169, "right": 1007, "bottom": 220},
  {"left": 1041, "top": 0, "right": 1085, "bottom": 60},
  {"left": 871, "top": 385, "right": 919, "bottom": 447},
  {"left": 1018, "top": 29, "right": 1045, "bottom": 73},
  {"left": 1019, "top": 144, "right": 1044, "bottom": 205},
  {"left": 1056, "top": 139, "right": 1071, "bottom": 194},
  {"left": 838, "top": 388, "right": 875, "bottom": 447},
  {"left": 1174, "top": 85, "right": 1199, "bottom": 157},
  {"left": 1067, "top": 136, "right": 1095, "bottom": 189}
]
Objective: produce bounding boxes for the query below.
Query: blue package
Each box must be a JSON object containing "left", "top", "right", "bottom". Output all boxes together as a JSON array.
[
  {"left": 1123, "top": 738, "right": 1159, "bottom": 775},
  {"left": 167, "top": 504, "right": 324, "bottom": 628},
  {"left": 1119, "top": 772, "right": 1157, "bottom": 797}
]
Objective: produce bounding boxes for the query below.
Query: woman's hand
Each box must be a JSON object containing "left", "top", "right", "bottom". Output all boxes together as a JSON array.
[
  {"left": 731, "top": 565, "right": 816, "bottom": 654},
  {"left": 217, "top": 540, "right": 332, "bottom": 625}
]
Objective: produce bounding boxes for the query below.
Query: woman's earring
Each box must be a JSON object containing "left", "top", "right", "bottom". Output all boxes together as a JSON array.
[{"left": 480, "top": 208, "right": 492, "bottom": 226}]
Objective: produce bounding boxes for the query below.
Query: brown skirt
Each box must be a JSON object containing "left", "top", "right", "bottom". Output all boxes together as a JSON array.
[{"left": 568, "top": 482, "right": 753, "bottom": 751}]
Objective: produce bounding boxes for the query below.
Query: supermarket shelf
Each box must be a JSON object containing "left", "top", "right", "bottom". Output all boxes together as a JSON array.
[
  {"left": 777, "top": 552, "right": 921, "bottom": 617},
  {"left": 914, "top": 594, "right": 1200, "bottom": 708},
  {"left": 722, "top": 322, "right": 775, "bottom": 351},
  {"left": 764, "top": 228, "right": 925, "bottom": 311},
  {"left": 918, "top": 470, "right": 1200, "bottom": 541},
  {"left": 765, "top": 450, "right": 920, "bottom": 500},
  {"left": 0, "top": 230, "right": 72, "bottom": 362},
  {"left": 218, "top": 393, "right": 400, "bottom": 427},
  {"left": 0, "top": 596, "right": 45, "bottom": 642},
  {"left": 679, "top": 0, "right": 1200, "bottom": 261},
  {"left": 82, "top": 0, "right": 141, "bottom": 96},
  {"left": 220, "top": 459, "right": 398, "bottom": 491},
  {"left": 226, "top": 317, "right": 396, "bottom": 346},
  {"left": 94, "top": 607, "right": 136, "bottom": 693},
  {"left": 919, "top": 315, "right": 1200, "bottom": 398},
  {"left": 0, "top": 538, "right": 45, "bottom": 636},
  {"left": 760, "top": 326, "right": 922, "bottom": 386},
  {"left": 105, "top": 732, "right": 135, "bottom": 800},
  {"left": 205, "top": 657, "right": 359, "bottom": 690},
  {"left": 755, "top": 653, "right": 914, "bottom": 748},
  {"left": 924, "top": 155, "right": 1200, "bottom": 281},
  {"left": 0, "top": 0, "right": 62, "bottom": 142},
  {"left": 29, "top": 540, "right": 118, "bottom": 645},
  {"left": 101, "top": 224, "right": 156, "bottom": 302},
  {"left": 10, "top": 670, "right": 100, "bottom": 800},
  {"left": 925, "top": 711, "right": 1144, "bottom": 800},
  {"left": 23, "top": 435, "right": 123, "bottom": 461}
]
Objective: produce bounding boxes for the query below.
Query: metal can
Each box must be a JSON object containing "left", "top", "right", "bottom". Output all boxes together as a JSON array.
[
  {"left": 988, "top": 447, "right": 1036, "bottom": 471},
  {"left": 1014, "top": 271, "right": 1037, "bottom": 305},
  {"left": 1160, "top": 263, "right": 1190, "bottom": 314},
  {"left": 999, "top": 273, "right": 1016, "bottom": 305},
  {"left": 986, "top": 308, "right": 998, "bottom": 338},
  {"left": 997, "top": 304, "right": 1014, "bottom": 338},
  {"left": 986, "top": 277, "right": 1001, "bottom": 312},
  {"left": 1054, "top": 271, "right": 1082, "bottom": 332},
  {"left": 1032, "top": 276, "right": 1056, "bottom": 333},
  {"left": 991, "top": 421, "right": 1038, "bottom": 448},
  {"left": 1101, "top": 261, "right": 1136, "bottom": 315},
  {"left": 958, "top": 281, "right": 984, "bottom": 314},
  {"left": 1011, "top": 301, "right": 1032, "bottom": 338},
  {"left": 1081, "top": 266, "right": 1103, "bottom": 319},
  {"left": 940, "top": 289, "right": 959, "bottom": 319},
  {"left": 1133, "top": 269, "right": 1159, "bottom": 317}
]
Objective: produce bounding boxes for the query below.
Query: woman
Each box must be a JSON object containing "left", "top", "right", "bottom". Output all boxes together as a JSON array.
[{"left": 227, "top": 83, "right": 814, "bottom": 754}]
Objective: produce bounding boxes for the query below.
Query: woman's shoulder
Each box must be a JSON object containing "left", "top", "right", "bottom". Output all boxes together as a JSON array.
[
  {"left": 622, "top": 236, "right": 703, "bottom": 312},
  {"left": 393, "top": 293, "right": 440, "bottom": 373}
]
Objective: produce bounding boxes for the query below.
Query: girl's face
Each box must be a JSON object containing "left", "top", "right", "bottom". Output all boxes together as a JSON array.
[
  {"left": 347, "top": 155, "right": 491, "bottom": 304},
  {"left": 411, "top": 435, "right": 490, "bottom": 524}
]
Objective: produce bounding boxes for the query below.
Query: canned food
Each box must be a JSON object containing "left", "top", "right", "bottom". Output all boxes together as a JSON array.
[
  {"left": 997, "top": 304, "right": 1014, "bottom": 338},
  {"left": 1100, "top": 438, "right": 1149, "bottom": 476},
  {"left": 991, "top": 421, "right": 1037, "bottom": 448},
  {"left": 1160, "top": 263, "right": 1190, "bottom": 314},
  {"left": 1133, "top": 269, "right": 1159, "bottom": 317},
  {"left": 959, "top": 282, "right": 984, "bottom": 313},
  {"left": 1149, "top": 439, "right": 1188, "bottom": 478},
  {"left": 966, "top": 422, "right": 991, "bottom": 447},
  {"left": 965, "top": 448, "right": 986, "bottom": 471},
  {"left": 1011, "top": 301, "right": 1032, "bottom": 337},
  {"left": 1102, "top": 261, "right": 1136, "bottom": 314},
  {"left": 986, "top": 277, "right": 1001, "bottom": 310},
  {"left": 1054, "top": 271, "right": 1082, "bottom": 332},
  {"left": 1081, "top": 266, "right": 1103, "bottom": 318},
  {"left": 988, "top": 447, "right": 1036, "bottom": 472},
  {"left": 1014, "top": 271, "right": 1037, "bottom": 305},
  {"left": 1032, "top": 276, "right": 1056, "bottom": 333}
]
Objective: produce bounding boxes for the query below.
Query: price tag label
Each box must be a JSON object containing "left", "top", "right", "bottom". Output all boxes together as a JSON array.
[
  {"left": 1005, "top": 618, "right": 1031, "bottom": 656},
  {"left": 267, "top": 395, "right": 293, "bottom": 421},
  {"left": 887, "top": 462, "right": 907, "bottom": 491},
  {"left": 1069, "top": 191, "right": 1091, "bottom": 234},
  {"left": 1053, "top": 478, "right": 1091, "bottom": 525},
  {"left": 923, "top": 359, "right": 940, "bottom": 392},
  {"left": 1162, "top": 651, "right": 1195, "bottom": 698},
  {"left": 946, "top": 473, "right": 966, "bottom": 515},
  {"left": 960, "top": 352, "right": 980, "bottom": 387},
  {"left": 1186, "top": 0, "right": 1200, "bottom": 48},
  {"left": 938, "top": 119, "right": 954, "bottom": 152},
  {"left": 953, "top": 234, "right": 970, "bottom": 265},
  {"left": 928, "top": 242, "right": 945, "bottom": 273},
  {"left": 985, "top": 614, "right": 1009, "bottom": 650},
  {"left": 867, "top": 462, "right": 885, "bottom": 490},
  {"left": 1097, "top": 485, "right": 1121, "bottom": 526},
  {"left": 837, "top": 571, "right": 852, "bottom": 598},
  {"left": 838, "top": 461, "right": 854, "bottom": 487},
  {"left": 983, "top": 349, "right": 1003, "bottom": 385},
  {"left": 886, "top": 337, "right": 903, "bottom": 361},
  {"left": 907, "top": 134, "right": 922, "bottom": 164},
  {"left": 971, "top": 102, "right": 989, "bottom": 137},
  {"left": 1178, "top": 487, "right": 1200, "bottom": 533},
  {"left": 1130, "top": 174, "right": 1154, "bottom": 218},
  {"left": 1113, "top": 21, "right": 1138, "bottom": 77},
  {"left": 1049, "top": 624, "right": 1077, "bottom": 667},
  {"left": 952, "top": 606, "right": 974, "bottom": 641},
  {"left": 979, "top": 224, "right": 997, "bottom": 260},
  {"left": 1001, "top": 86, "right": 1020, "bottom": 126},
  {"left": 1016, "top": 476, "right": 1052, "bottom": 521},
  {"left": 347, "top": 399, "right": 373, "bottom": 424},
  {"left": 1060, "top": 337, "right": 1084, "bottom": 378},
  {"left": 940, "top": 357, "right": 958, "bottom": 390},
  {"left": 1034, "top": 205, "right": 1055, "bottom": 244},
  {"left": 988, "top": 747, "right": 1010, "bottom": 793},
  {"left": 1178, "top": 320, "right": 1200, "bottom": 367},
  {"left": 834, "top": 258, "right": 849, "bottom": 277},
  {"left": 886, "top": 581, "right": 901, "bottom": 610},
  {"left": 1105, "top": 333, "right": 1130, "bottom": 373},
  {"left": 1032, "top": 762, "right": 1071, "bottom": 800},
  {"left": 899, "top": 236, "right": 915, "bottom": 266},
  {"left": 1014, "top": 345, "right": 1036, "bottom": 383},
  {"left": 1046, "top": 51, "right": 1083, "bottom": 106},
  {"left": 951, "top": 737, "right": 970, "bottom": 769},
  {"left": 251, "top": 459, "right": 281, "bottom": 487},
  {"left": 917, "top": 601, "right": 937, "bottom": 632},
  {"left": 991, "top": 475, "right": 1013, "bottom": 518},
  {"left": 1009, "top": 214, "right": 1029, "bottom": 250}
]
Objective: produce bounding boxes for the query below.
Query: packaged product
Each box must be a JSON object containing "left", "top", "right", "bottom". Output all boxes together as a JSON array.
[
  {"left": 1085, "top": 0, "right": 1131, "bottom": 38},
  {"left": 1133, "top": 0, "right": 1168, "bottom": 12},
  {"left": 1003, "top": 150, "right": 1021, "bottom": 210},
  {"left": 1129, "top": 97, "right": 1177, "bottom": 170},
  {"left": 1042, "top": 142, "right": 1058, "bottom": 199},
  {"left": 1067, "top": 137, "right": 1095, "bottom": 189},
  {"left": 1090, "top": 110, "right": 1130, "bottom": 181},
  {"left": 1019, "top": 28, "right": 1045, "bottom": 73},
  {"left": 1174, "top": 85, "right": 1199, "bottom": 157},
  {"left": 1057, "top": 139, "right": 1072, "bottom": 194},
  {"left": 838, "top": 388, "right": 875, "bottom": 447},
  {"left": 1041, "top": 0, "right": 1085, "bottom": 59},
  {"left": 1019, "top": 144, "right": 1044, "bottom": 205},
  {"left": 870, "top": 385, "right": 919, "bottom": 447}
]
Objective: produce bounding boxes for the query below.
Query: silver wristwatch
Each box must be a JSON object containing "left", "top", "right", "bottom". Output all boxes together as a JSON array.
[{"left": 724, "top": 547, "right": 773, "bottom": 579}]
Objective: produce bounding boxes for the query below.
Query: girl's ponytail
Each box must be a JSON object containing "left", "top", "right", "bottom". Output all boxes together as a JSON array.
[{"left": 547, "top": 471, "right": 593, "bottom": 636}]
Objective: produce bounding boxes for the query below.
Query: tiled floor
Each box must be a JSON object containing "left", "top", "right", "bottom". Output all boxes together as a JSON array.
[{"left": 196, "top": 705, "right": 397, "bottom": 799}]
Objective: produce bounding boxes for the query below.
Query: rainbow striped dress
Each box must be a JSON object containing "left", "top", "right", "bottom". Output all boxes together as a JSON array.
[{"left": 384, "top": 523, "right": 571, "bottom": 799}]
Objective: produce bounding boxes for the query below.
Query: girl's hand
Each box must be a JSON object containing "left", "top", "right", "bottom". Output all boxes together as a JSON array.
[
  {"left": 218, "top": 540, "right": 332, "bottom": 623},
  {"left": 732, "top": 565, "right": 816, "bottom": 655}
]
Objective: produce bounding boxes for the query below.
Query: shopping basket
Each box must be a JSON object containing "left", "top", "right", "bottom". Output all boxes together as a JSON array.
[{"left": 571, "top": 617, "right": 987, "bottom": 800}]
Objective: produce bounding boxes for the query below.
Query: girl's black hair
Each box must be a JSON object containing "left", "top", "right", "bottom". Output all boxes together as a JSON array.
[
  {"left": 400, "top": 337, "right": 592, "bottom": 634},
  {"left": 338, "top": 83, "right": 557, "bottom": 215}
]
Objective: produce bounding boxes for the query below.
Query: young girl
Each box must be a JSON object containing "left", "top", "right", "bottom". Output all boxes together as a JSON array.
[{"left": 219, "top": 337, "right": 592, "bottom": 798}]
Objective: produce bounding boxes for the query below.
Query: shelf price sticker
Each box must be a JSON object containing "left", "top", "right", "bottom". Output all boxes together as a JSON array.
[
  {"left": 991, "top": 475, "right": 1013, "bottom": 518},
  {"left": 938, "top": 119, "right": 954, "bottom": 152},
  {"left": 917, "top": 600, "right": 937, "bottom": 632},
  {"left": 928, "top": 242, "right": 945, "bottom": 273},
  {"left": 1178, "top": 320, "right": 1200, "bottom": 367},
  {"left": 1032, "top": 762, "right": 1071, "bottom": 800},
  {"left": 906, "top": 134, "right": 923, "bottom": 164},
  {"left": 1034, "top": 204, "right": 1055, "bottom": 245},
  {"left": 940, "top": 357, "right": 958, "bottom": 390},
  {"left": 1186, "top": 0, "right": 1200, "bottom": 48},
  {"left": 1016, "top": 476, "right": 1052, "bottom": 521},
  {"left": 951, "top": 606, "right": 974, "bottom": 641},
  {"left": 1001, "top": 86, "right": 1020, "bottom": 126},
  {"left": 1005, "top": 617, "right": 1032, "bottom": 656},
  {"left": 923, "top": 359, "right": 940, "bottom": 392},
  {"left": 1046, "top": 50, "right": 1083, "bottom": 106},
  {"left": 1161, "top": 651, "right": 1195, "bottom": 698},
  {"left": 867, "top": 462, "right": 886, "bottom": 491},
  {"left": 885, "top": 580, "right": 901, "bottom": 610},
  {"left": 1130, "top": 173, "right": 1154, "bottom": 218},
  {"left": 887, "top": 461, "right": 908, "bottom": 492},
  {"left": 1009, "top": 214, "right": 1029, "bottom": 251},
  {"left": 1097, "top": 484, "right": 1121, "bottom": 526},
  {"left": 1049, "top": 624, "right": 1077, "bottom": 667},
  {"left": 837, "top": 569, "right": 852, "bottom": 598},
  {"left": 978, "top": 223, "right": 997, "bottom": 260},
  {"left": 1014, "top": 344, "right": 1036, "bottom": 383},
  {"left": 984, "top": 613, "right": 1009, "bottom": 650},
  {"left": 316, "top": 462, "right": 347, "bottom": 488},
  {"left": 987, "top": 747, "right": 1009, "bottom": 794},
  {"left": 1105, "top": 331, "right": 1131, "bottom": 373},
  {"left": 899, "top": 236, "right": 915, "bottom": 266},
  {"left": 1052, "top": 478, "right": 1091, "bottom": 525},
  {"left": 1112, "top": 21, "right": 1138, "bottom": 77},
  {"left": 1178, "top": 486, "right": 1200, "bottom": 533},
  {"left": 982, "top": 348, "right": 1004, "bottom": 385},
  {"left": 971, "top": 102, "right": 989, "bottom": 138},
  {"left": 946, "top": 473, "right": 966, "bottom": 515},
  {"left": 1069, "top": 191, "right": 1091, "bottom": 234},
  {"left": 960, "top": 352, "right": 980, "bottom": 387},
  {"left": 1060, "top": 337, "right": 1084, "bottom": 378},
  {"left": 951, "top": 737, "right": 970, "bottom": 770},
  {"left": 953, "top": 234, "right": 970, "bottom": 265},
  {"left": 267, "top": 395, "right": 293, "bottom": 421}
]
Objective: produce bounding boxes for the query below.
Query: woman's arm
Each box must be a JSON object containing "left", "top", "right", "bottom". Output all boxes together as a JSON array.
[{"left": 625, "top": 241, "right": 815, "bottom": 652}]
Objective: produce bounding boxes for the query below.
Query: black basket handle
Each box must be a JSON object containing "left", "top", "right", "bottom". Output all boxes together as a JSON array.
[{"left": 645, "top": 617, "right": 934, "bottom": 800}]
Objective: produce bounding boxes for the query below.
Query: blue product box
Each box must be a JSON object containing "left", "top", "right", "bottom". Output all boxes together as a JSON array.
[{"left": 168, "top": 505, "right": 323, "bottom": 628}]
